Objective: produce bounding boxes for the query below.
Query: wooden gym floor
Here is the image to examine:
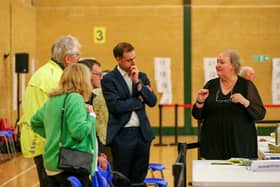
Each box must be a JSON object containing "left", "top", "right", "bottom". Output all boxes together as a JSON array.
[{"left": 0, "top": 136, "right": 198, "bottom": 187}]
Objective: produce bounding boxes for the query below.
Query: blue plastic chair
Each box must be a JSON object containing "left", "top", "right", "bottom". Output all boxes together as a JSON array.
[
  {"left": 0, "top": 130, "right": 16, "bottom": 160},
  {"left": 92, "top": 168, "right": 110, "bottom": 187},
  {"left": 93, "top": 160, "right": 113, "bottom": 186},
  {"left": 67, "top": 176, "right": 82, "bottom": 187},
  {"left": 149, "top": 163, "right": 165, "bottom": 179},
  {"left": 144, "top": 178, "right": 167, "bottom": 187},
  {"left": 67, "top": 171, "right": 109, "bottom": 187},
  {"left": 144, "top": 163, "right": 167, "bottom": 187},
  {"left": 68, "top": 160, "right": 112, "bottom": 187}
]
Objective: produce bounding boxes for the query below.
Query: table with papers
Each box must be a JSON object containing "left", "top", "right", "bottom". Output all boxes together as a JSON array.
[
  {"left": 258, "top": 136, "right": 280, "bottom": 159},
  {"left": 192, "top": 160, "right": 280, "bottom": 187}
]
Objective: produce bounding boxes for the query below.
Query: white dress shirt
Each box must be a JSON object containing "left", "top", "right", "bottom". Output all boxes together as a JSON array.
[{"left": 117, "top": 66, "right": 140, "bottom": 127}]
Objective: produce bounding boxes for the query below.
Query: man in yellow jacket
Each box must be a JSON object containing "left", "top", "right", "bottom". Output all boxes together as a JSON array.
[{"left": 18, "top": 35, "right": 81, "bottom": 187}]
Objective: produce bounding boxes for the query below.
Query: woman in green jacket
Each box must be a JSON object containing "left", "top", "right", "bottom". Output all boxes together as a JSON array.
[{"left": 31, "top": 63, "right": 96, "bottom": 187}]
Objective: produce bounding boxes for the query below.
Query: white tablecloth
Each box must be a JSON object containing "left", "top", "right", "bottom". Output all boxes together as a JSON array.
[{"left": 192, "top": 160, "right": 280, "bottom": 187}]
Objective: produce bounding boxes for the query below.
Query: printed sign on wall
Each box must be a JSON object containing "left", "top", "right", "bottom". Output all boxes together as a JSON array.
[
  {"left": 154, "top": 57, "right": 172, "bottom": 104},
  {"left": 94, "top": 27, "right": 106, "bottom": 44},
  {"left": 203, "top": 57, "right": 217, "bottom": 83},
  {"left": 272, "top": 58, "right": 280, "bottom": 104}
]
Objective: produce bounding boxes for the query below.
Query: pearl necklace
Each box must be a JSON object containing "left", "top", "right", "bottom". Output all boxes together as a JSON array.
[{"left": 220, "top": 76, "right": 237, "bottom": 94}]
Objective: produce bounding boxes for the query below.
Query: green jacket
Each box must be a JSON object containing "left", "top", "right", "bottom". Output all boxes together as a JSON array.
[{"left": 31, "top": 93, "right": 96, "bottom": 174}]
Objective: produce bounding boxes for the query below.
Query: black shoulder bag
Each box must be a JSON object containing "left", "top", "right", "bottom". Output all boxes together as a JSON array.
[{"left": 58, "top": 94, "right": 93, "bottom": 175}]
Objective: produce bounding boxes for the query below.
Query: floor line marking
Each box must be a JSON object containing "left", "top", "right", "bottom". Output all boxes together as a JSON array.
[{"left": 0, "top": 164, "right": 36, "bottom": 186}]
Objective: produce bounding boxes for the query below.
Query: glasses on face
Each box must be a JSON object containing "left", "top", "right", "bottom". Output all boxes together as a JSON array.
[
  {"left": 216, "top": 89, "right": 233, "bottom": 103},
  {"left": 69, "top": 53, "right": 80, "bottom": 61},
  {"left": 70, "top": 51, "right": 80, "bottom": 56},
  {"left": 92, "top": 72, "right": 103, "bottom": 78}
]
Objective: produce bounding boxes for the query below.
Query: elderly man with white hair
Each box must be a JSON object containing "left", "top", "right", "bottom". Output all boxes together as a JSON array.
[{"left": 240, "top": 66, "right": 255, "bottom": 81}]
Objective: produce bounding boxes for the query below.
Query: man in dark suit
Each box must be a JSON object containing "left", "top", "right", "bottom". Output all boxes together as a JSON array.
[{"left": 101, "top": 42, "right": 157, "bottom": 184}]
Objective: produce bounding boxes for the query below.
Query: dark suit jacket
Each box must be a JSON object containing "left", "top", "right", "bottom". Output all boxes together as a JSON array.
[{"left": 101, "top": 66, "right": 157, "bottom": 145}]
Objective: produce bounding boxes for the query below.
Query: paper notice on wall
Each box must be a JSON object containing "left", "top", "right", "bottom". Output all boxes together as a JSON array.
[
  {"left": 154, "top": 57, "right": 172, "bottom": 104},
  {"left": 13, "top": 56, "right": 17, "bottom": 111},
  {"left": 272, "top": 58, "right": 280, "bottom": 104},
  {"left": 160, "top": 93, "right": 173, "bottom": 104},
  {"left": 203, "top": 57, "right": 217, "bottom": 83},
  {"left": 13, "top": 73, "right": 17, "bottom": 111}
]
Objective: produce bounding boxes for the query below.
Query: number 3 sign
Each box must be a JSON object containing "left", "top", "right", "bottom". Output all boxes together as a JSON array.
[{"left": 94, "top": 27, "right": 106, "bottom": 44}]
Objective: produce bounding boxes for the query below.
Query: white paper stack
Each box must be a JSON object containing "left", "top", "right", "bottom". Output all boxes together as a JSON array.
[
  {"left": 262, "top": 152, "right": 280, "bottom": 160},
  {"left": 251, "top": 160, "right": 280, "bottom": 172}
]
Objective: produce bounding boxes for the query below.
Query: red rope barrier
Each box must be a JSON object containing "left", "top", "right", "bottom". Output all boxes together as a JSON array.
[
  {"left": 159, "top": 104, "right": 176, "bottom": 108},
  {"left": 178, "top": 104, "right": 193, "bottom": 108},
  {"left": 264, "top": 104, "right": 280, "bottom": 108},
  {"left": 159, "top": 104, "right": 192, "bottom": 108}
]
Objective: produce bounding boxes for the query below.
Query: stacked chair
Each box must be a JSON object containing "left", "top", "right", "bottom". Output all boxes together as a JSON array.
[
  {"left": 0, "top": 130, "right": 16, "bottom": 160},
  {"left": 0, "top": 118, "right": 17, "bottom": 160},
  {"left": 144, "top": 163, "right": 168, "bottom": 187}
]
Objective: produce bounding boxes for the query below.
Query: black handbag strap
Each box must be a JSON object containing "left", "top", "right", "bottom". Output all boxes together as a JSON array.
[
  {"left": 60, "top": 93, "right": 93, "bottom": 148},
  {"left": 60, "top": 94, "right": 69, "bottom": 144},
  {"left": 85, "top": 92, "right": 96, "bottom": 105},
  {"left": 61, "top": 94, "right": 68, "bottom": 124}
]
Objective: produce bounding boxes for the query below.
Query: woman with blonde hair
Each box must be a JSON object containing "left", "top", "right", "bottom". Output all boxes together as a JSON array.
[{"left": 31, "top": 63, "right": 96, "bottom": 187}]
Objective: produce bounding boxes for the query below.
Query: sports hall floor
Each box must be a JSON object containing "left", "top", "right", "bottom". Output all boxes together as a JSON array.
[{"left": 0, "top": 136, "right": 198, "bottom": 187}]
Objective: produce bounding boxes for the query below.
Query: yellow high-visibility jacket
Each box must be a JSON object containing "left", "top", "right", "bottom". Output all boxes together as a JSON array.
[{"left": 18, "top": 60, "right": 63, "bottom": 158}]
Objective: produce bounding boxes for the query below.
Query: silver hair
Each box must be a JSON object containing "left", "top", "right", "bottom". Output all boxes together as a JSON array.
[
  {"left": 51, "top": 35, "right": 81, "bottom": 63},
  {"left": 221, "top": 50, "right": 241, "bottom": 75},
  {"left": 240, "top": 66, "right": 252, "bottom": 77}
]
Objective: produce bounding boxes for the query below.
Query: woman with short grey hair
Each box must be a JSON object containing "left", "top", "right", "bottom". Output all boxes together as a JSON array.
[{"left": 192, "top": 49, "right": 266, "bottom": 160}]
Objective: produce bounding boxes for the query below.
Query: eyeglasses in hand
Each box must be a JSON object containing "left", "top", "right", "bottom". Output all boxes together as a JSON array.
[{"left": 216, "top": 89, "right": 233, "bottom": 103}]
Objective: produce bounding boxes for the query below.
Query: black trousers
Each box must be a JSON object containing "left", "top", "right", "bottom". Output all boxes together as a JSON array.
[
  {"left": 34, "top": 155, "right": 90, "bottom": 187},
  {"left": 111, "top": 127, "right": 151, "bottom": 184},
  {"left": 33, "top": 155, "right": 50, "bottom": 187}
]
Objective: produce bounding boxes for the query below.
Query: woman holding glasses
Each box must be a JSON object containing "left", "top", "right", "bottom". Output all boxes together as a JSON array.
[{"left": 192, "top": 50, "right": 266, "bottom": 160}]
